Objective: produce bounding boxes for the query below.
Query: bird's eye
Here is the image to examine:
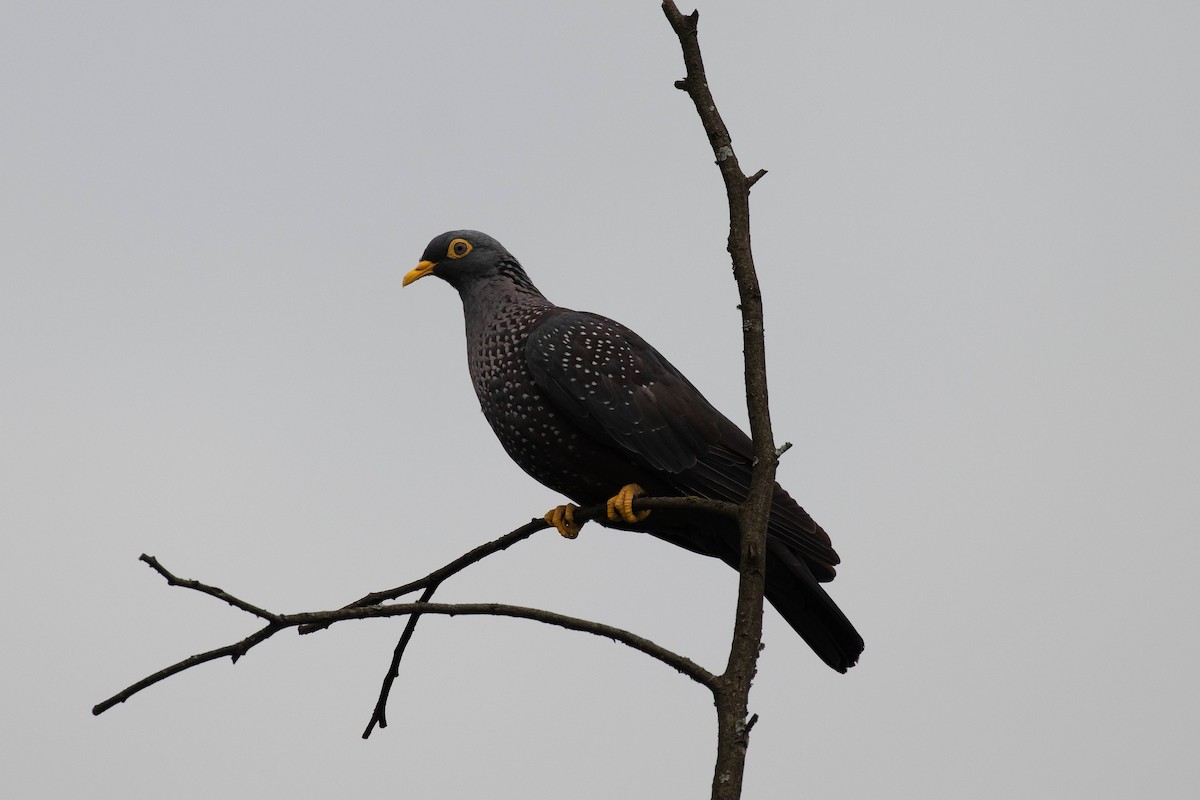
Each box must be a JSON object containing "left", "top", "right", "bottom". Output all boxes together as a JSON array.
[{"left": 447, "top": 238, "right": 473, "bottom": 259}]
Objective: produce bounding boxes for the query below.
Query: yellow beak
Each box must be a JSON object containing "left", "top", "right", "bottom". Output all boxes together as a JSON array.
[{"left": 403, "top": 260, "right": 437, "bottom": 286}]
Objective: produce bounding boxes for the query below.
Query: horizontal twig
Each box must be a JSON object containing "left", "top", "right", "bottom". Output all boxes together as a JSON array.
[{"left": 287, "top": 602, "right": 717, "bottom": 688}]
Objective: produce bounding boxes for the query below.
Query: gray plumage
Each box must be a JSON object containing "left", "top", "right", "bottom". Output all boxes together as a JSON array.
[{"left": 405, "top": 230, "right": 863, "bottom": 671}]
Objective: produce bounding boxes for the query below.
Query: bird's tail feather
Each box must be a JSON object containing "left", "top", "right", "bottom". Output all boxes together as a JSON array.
[{"left": 764, "top": 543, "right": 864, "bottom": 673}]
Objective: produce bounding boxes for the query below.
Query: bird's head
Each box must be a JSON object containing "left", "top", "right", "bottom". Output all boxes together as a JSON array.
[{"left": 404, "top": 230, "right": 512, "bottom": 291}]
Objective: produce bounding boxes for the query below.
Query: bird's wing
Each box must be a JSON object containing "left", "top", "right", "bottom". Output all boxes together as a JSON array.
[
  {"left": 525, "top": 309, "right": 723, "bottom": 473},
  {"left": 527, "top": 309, "right": 840, "bottom": 572}
]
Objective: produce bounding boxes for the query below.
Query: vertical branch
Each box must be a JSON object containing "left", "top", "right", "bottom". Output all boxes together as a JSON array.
[{"left": 661, "top": 3, "right": 779, "bottom": 799}]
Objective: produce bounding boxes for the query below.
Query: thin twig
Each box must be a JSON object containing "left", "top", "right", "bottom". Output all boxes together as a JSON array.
[
  {"left": 638, "top": 496, "right": 739, "bottom": 518},
  {"left": 296, "top": 514, "right": 559, "bottom": 635},
  {"left": 92, "top": 623, "right": 280, "bottom": 715},
  {"left": 139, "top": 554, "right": 278, "bottom": 622},
  {"left": 362, "top": 583, "right": 437, "bottom": 738},
  {"left": 284, "top": 602, "right": 717, "bottom": 688}
]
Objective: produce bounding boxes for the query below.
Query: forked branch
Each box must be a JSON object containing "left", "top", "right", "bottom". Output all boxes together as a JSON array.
[{"left": 93, "top": 495, "right": 732, "bottom": 722}]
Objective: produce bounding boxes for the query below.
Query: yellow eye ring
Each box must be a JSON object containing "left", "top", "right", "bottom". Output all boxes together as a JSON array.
[{"left": 447, "top": 238, "right": 472, "bottom": 259}]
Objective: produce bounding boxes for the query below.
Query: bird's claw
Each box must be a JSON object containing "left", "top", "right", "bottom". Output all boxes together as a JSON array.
[
  {"left": 545, "top": 504, "right": 583, "bottom": 539},
  {"left": 607, "top": 483, "right": 651, "bottom": 525}
]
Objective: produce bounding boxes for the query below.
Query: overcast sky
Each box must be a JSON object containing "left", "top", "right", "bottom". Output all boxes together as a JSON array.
[{"left": 3, "top": 2, "right": 1197, "bottom": 798}]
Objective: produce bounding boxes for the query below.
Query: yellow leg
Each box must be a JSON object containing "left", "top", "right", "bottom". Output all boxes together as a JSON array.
[
  {"left": 545, "top": 503, "right": 582, "bottom": 539},
  {"left": 606, "top": 483, "right": 651, "bottom": 525}
]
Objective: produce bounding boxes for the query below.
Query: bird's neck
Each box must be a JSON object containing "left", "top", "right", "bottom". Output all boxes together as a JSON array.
[{"left": 458, "top": 272, "right": 554, "bottom": 343}]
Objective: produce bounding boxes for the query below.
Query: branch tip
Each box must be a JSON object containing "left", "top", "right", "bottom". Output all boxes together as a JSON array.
[{"left": 661, "top": 2, "right": 699, "bottom": 35}]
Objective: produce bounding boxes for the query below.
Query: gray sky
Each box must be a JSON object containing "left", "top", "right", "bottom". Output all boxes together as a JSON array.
[{"left": 3, "top": 2, "right": 1197, "bottom": 797}]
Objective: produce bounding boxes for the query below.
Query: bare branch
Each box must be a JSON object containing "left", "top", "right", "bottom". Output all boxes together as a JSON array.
[
  {"left": 351, "top": 493, "right": 736, "bottom": 737},
  {"left": 662, "top": 3, "right": 779, "bottom": 798},
  {"left": 299, "top": 495, "right": 735, "bottom": 635},
  {"left": 362, "top": 583, "right": 436, "bottom": 739},
  {"left": 93, "top": 623, "right": 280, "bottom": 715},
  {"left": 96, "top": 494, "right": 734, "bottom": 719},
  {"left": 285, "top": 602, "right": 717, "bottom": 689},
  {"left": 94, "top": 586, "right": 715, "bottom": 716},
  {"left": 637, "top": 496, "right": 738, "bottom": 518},
  {"left": 296, "top": 514, "right": 558, "bottom": 635},
  {"left": 139, "top": 554, "right": 279, "bottom": 622}
]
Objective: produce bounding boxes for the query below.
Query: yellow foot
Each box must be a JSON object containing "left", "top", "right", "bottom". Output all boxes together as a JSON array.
[
  {"left": 606, "top": 483, "right": 651, "bottom": 525},
  {"left": 545, "top": 504, "right": 582, "bottom": 539}
]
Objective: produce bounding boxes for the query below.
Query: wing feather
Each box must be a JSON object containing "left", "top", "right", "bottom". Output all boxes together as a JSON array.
[
  {"left": 526, "top": 309, "right": 839, "bottom": 572},
  {"left": 525, "top": 310, "right": 720, "bottom": 473}
]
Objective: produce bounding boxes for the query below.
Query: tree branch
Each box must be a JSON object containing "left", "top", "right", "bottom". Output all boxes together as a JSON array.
[
  {"left": 662, "top": 3, "right": 779, "bottom": 798},
  {"left": 288, "top": 602, "right": 717, "bottom": 688},
  {"left": 300, "top": 495, "right": 735, "bottom": 636},
  {"left": 139, "top": 554, "right": 279, "bottom": 622},
  {"left": 362, "top": 583, "right": 437, "bottom": 738},
  {"left": 93, "top": 584, "right": 715, "bottom": 717},
  {"left": 94, "top": 494, "right": 733, "bottom": 721},
  {"left": 92, "top": 623, "right": 280, "bottom": 716},
  {"left": 342, "top": 494, "right": 736, "bottom": 737}
]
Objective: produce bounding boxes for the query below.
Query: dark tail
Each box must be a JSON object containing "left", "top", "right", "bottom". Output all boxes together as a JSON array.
[
  {"left": 765, "top": 541, "right": 864, "bottom": 672},
  {"left": 632, "top": 499, "right": 863, "bottom": 672}
]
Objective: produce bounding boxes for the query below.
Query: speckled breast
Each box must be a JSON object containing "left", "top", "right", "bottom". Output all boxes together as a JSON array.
[{"left": 465, "top": 302, "right": 606, "bottom": 501}]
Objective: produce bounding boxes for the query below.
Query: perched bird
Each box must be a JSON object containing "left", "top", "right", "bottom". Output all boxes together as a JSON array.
[{"left": 404, "top": 230, "right": 863, "bottom": 672}]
